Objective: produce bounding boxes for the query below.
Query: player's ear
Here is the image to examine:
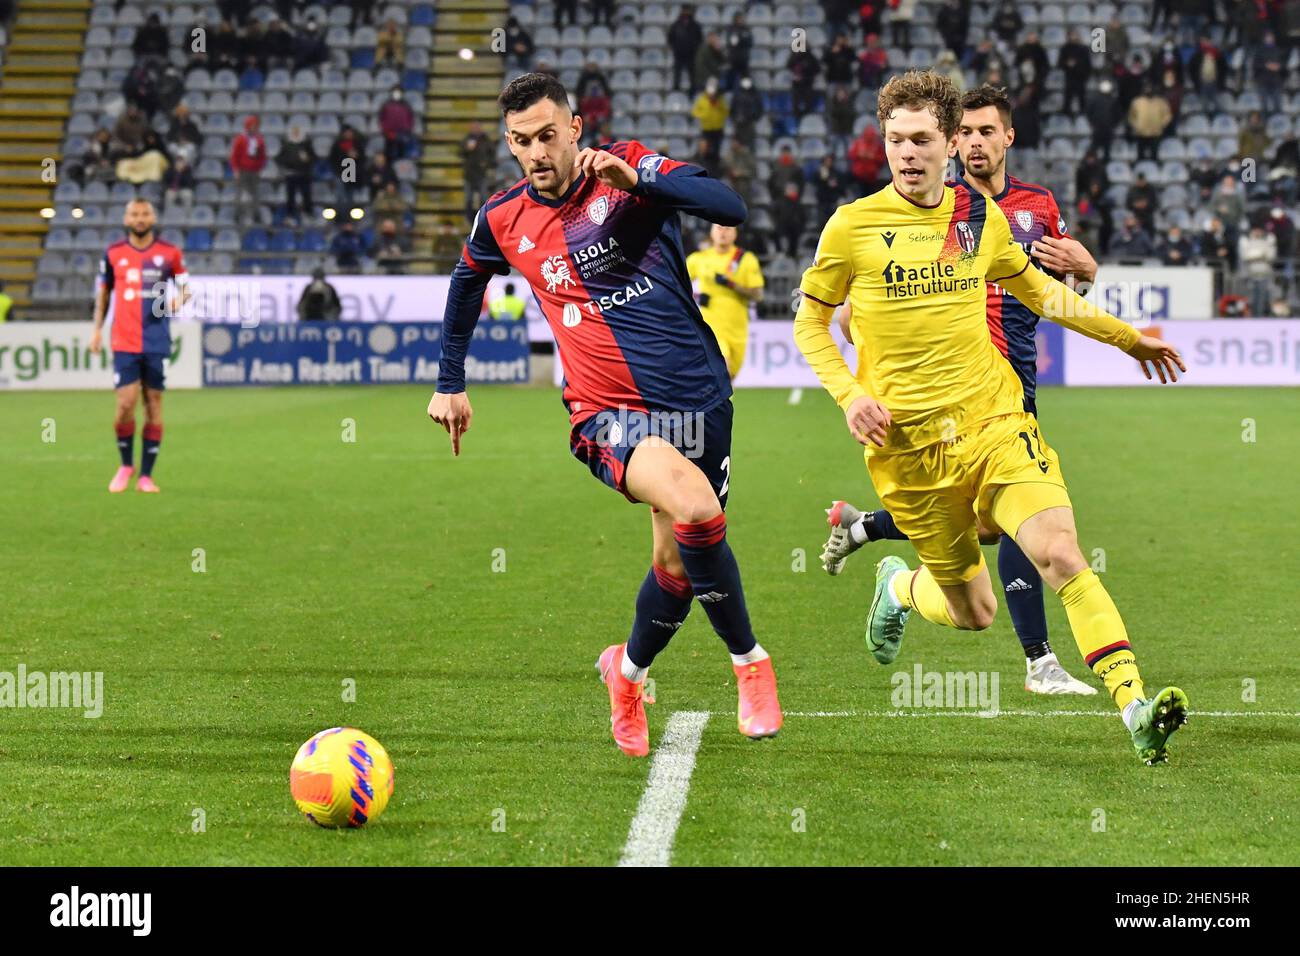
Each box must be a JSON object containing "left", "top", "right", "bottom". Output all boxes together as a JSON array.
[
  {"left": 571, "top": 111, "right": 583, "bottom": 143},
  {"left": 1004, "top": 126, "right": 1016, "bottom": 149}
]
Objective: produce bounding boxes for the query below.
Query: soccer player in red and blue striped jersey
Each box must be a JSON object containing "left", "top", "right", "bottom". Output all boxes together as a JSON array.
[
  {"left": 90, "top": 199, "right": 190, "bottom": 493},
  {"left": 427, "top": 74, "right": 782, "bottom": 756},
  {"left": 823, "top": 85, "right": 1106, "bottom": 696}
]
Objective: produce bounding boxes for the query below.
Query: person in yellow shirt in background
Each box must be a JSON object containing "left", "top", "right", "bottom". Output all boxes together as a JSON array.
[
  {"left": 687, "top": 223, "right": 764, "bottom": 378},
  {"left": 488, "top": 282, "right": 526, "bottom": 320},
  {"left": 0, "top": 281, "right": 13, "bottom": 323},
  {"left": 691, "top": 77, "right": 729, "bottom": 168}
]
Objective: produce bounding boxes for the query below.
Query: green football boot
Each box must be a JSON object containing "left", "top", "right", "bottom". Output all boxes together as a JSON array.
[
  {"left": 1129, "top": 686, "right": 1190, "bottom": 765},
  {"left": 866, "top": 555, "right": 911, "bottom": 664}
]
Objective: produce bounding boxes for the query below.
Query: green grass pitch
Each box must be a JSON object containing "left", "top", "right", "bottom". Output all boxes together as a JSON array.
[{"left": 1, "top": 384, "right": 1298, "bottom": 866}]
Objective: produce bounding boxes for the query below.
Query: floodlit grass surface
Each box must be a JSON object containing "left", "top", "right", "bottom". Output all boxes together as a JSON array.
[{"left": 2, "top": 385, "right": 1297, "bottom": 865}]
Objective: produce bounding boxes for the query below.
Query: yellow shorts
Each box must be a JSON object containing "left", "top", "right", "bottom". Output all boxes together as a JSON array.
[
  {"left": 866, "top": 411, "right": 1072, "bottom": 585},
  {"left": 716, "top": 337, "right": 746, "bottom": 378}
]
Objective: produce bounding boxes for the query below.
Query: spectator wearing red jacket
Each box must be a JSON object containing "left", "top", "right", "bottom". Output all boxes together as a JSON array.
[
  {"left": 230, "top": 114, "right": 267, "bottom": 225},
  {"left": 848, "top": 124, "right": 886, "bottom": 196},
  {"left": 378, "top": 86, "right": 415, "bottom": 164}
]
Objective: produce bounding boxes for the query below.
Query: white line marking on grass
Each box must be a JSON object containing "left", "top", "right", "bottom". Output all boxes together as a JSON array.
[
  {"left": 784, "top": 710, "right": 1300, "bottom": 718},
  {"left": 619, "top": 710, "right": 710, "bottom": 868}
]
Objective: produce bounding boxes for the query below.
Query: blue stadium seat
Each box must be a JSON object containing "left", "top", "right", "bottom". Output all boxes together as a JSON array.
[
  {"left": 270, "top": 229, "right": 297, "bottom": 252},
  {"left": 187, "top": 227, "right": 213, "bottom": 251},
  {"left": 410, "top": 5, "right": 434, "bottom": 26},
  {"left": 401, "top": 70, "right": 427, "bottom": 92},
  {"left": 299, "top": 229, "right": 327, "bottom": 252},
  {"left": 240, "top": 68, "right": 264, "bottom": 91},
  {"left": 242, "top": 228, "right": 271, "bottom": 252}
]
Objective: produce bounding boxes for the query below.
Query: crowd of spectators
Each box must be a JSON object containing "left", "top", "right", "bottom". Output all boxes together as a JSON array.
[
  {"left": 64, "top": 1, "right": 420, "bottom": 275},
  {"left": 492, "top": 0, "right": 1300, "bottom": 316}
]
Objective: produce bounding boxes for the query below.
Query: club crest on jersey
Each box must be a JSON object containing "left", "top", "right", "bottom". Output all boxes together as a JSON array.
[
  {"left": 955, "top": 220, "right": 976, "bottom": 253},
  {"left": 587, "top": 196, "right": 608, "bottom": 225},
  {"left": 153, "top": 254, "right": 165, "bottom": 266},
  {"left": 1014, "top": 210, "right": 1033, "bottom": 231},
  {"left": 637, "top": 153, "right": 665, "bottom": 177},
  {"left": 540, "top": 254, "right": 575, "bottom": 293}
]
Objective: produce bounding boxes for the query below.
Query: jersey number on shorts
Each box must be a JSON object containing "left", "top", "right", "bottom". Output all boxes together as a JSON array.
[
  {"left": 720, "top": 455, "right": 731, "bottom": 497},
  {"left": 1018, "top": 430, "right": 1049, "bottom": 474}
]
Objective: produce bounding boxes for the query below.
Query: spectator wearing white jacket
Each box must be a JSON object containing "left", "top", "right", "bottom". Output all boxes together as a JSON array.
[{"left": 1238, "top": 226, "right": 1277, "bottom": 316}]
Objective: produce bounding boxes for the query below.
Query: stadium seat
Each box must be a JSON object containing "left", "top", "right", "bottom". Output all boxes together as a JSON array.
[{"left": 186, "top": 228, "right": 213, "bottom": 252}]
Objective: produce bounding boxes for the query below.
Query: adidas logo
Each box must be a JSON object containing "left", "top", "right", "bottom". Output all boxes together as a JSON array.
[
  {"left": 651, "top": 619, "right": 685, "bottom": 631},
  {"left": 1004, "top": 578, "right": 1033, "bottom": 592},
  {"left": 516, "top": 235, "right": 535, "bottom": 253},
  {"left": 697, "top": 591, "right": 729, "bottom": 603}
]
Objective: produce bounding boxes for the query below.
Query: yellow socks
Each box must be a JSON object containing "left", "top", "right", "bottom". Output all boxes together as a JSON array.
[
  {"left": 891, "top": 564, "right": 956, "bottom": 628},
  {"left": 1057, "top": 568, "right": 1145, "bottom": 709}
]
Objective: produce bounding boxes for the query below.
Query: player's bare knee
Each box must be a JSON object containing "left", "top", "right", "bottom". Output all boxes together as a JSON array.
[
  {"left": 954, "top": 600, "right": 997, "bottom": 631},
  {"left": 662, "top": 485, "right": 721, "bottom": 525},
  {"left": 1041, "top": 532, "right": 1085, "bottom": 582}
]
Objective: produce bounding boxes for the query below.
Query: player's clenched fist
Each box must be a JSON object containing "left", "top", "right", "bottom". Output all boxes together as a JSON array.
[
  {"left": 428, "top": 390, "right": 473, "bottom": 456},
  {"left": 89, "top": 329, "right": 103, "bottom": 355},
  {"left": 1125, "top": 334, "right": 1187, "bottom": 384},
  {"left": 574, "top": 148, "right": 638, "bottom": 192},
  {"left": 845, "top": 395, "right": 892, "bottom": 447}
]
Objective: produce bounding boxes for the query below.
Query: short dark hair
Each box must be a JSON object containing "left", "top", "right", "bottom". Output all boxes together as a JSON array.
[
  {"left": 961, "top": 84, "right": 1013, "bottom": 129},
  {"left": 498, "top": 72, "right": 570, "bottom": 117},
  {"left": 505, "top": 282, "right": 515, "bottom": 294}
]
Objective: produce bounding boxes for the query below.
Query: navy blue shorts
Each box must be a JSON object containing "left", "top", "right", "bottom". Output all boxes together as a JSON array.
[
  {"left": 113, "top": 352, "right": 166, "bottom": 390},
  {"left": 569, "top": 400, "right": 734, "bottom": 509}
]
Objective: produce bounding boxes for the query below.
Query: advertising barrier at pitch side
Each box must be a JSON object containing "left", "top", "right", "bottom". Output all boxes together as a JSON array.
[{"left": 200, "top": 320, "right": 529, "bottom": 387}]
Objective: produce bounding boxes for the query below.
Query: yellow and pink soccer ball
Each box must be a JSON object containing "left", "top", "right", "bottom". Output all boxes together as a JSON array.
[{"left": 290, "top": 727, "right": 395, "bottom": 828}]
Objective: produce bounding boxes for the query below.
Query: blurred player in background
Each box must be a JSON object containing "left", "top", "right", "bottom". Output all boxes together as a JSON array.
[
  {"left": 687, "top": 223, "right": 765, "bottom": 378},
  {"left": 823, "top": 85, "right": 1104, "bottom": 697},
  {"left": 89, "top": 199, "right": 190, "bottom": 494},
  {"left": 795, "top": 71, "right": 1190, "bottom": 765},
  {"left": 428, "top": 74, "right": 782, "bottom": 757}
]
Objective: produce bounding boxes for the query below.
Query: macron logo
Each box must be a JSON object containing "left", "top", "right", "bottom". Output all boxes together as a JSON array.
[
  {"left": 50, "top": 886, "right": 151, "bottom": 936},
  {"left": 1004, "top": 578, "right": 1033, "bottom": 592},
  {"left": 516, "top": 236, "right": 535, "bottom": 253}
]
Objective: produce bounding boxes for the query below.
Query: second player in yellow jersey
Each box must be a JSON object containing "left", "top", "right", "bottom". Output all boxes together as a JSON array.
[{"left": 687, "top": 223, "right": 765, "bottom": 378}]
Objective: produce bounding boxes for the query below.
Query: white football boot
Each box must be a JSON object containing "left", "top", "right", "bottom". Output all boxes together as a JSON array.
[
  {"left": 821, "top": 500, "right": 867, "bottom": 576},
  {"left": 1025, "top": 653, "right": 1098, "bottom": 695}
]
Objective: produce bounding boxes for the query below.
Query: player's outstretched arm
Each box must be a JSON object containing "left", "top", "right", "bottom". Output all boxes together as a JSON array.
[
  {"left": 997, "top": 265, "right": 1186, "bottom": 383},
  {"left": 429, "top": 258, "right": 493, "bottom": 456},
  {"left": 580, "top": 146, "right": 747, "bottom": 225}
]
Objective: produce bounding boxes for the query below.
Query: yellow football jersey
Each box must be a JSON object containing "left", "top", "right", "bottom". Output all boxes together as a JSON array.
[
  {"left": 796, "top": 182, "right": 1138, "bottom": 455},
  {"left": 688, "top": 245, "right": 764, "bottom": 346}
]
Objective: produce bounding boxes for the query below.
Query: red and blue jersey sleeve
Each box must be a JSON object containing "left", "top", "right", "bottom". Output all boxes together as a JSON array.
[{"left": 988, "top": 178, "right": 1065, "bottom": 408}]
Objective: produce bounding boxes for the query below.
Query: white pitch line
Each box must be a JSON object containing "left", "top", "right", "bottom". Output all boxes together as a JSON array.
[
  {"left": 782, "top": 710, "right": 1300, "bottom": 718},
  {"left": 618, "top": 710, "right": 710, "bottom": 868}
]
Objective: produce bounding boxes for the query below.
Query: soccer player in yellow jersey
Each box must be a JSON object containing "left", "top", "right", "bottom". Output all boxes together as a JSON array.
[
  {"left": 687, "top": 223, "right": 765, "bottom": 377},
  {"left": 793, "top": 71, "right": 1190, "bottom": 765}
]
